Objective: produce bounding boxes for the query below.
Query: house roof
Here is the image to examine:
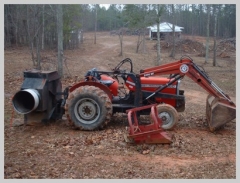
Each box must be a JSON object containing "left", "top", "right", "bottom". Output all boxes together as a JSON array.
[{"left": 148, "top": 22, "right": 184, "bottom": 33}]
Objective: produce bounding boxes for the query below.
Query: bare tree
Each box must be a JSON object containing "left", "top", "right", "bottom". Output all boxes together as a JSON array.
[
  {"left": 36, "top": 29, "right": 41, "bottom": 70},
  {"left": 42, "top": 5, "right": 45, "bottom": 50},
  {"left": 156, "top": 5, "right": 164, "bottom": 65},
  {"left": 94, "top": 4, "right": 97, "bottom": 44},
  {"left": 169, "top": 4, "right": 176, "bottom": 58},
  {"left": 24, "top": 5, "right": 42, "bottom": 68},
  {"left": 5, "top": 5, "right": 20, "bottom": 46},
  {"left": 213, "top": 5, "right": 218, "bottom": 66},
  {"left": 142, "top": 29, "right": 146, "bottom": 54},
  {"left": 205, "top": 5, "right": 210, "bottom": 64},
  {"left": 118, "top": 28, "right": 124, "bottom": 56},
  {"left": 25, "top": 6, "right": 35, "bottom": 66},
  {"left": 57, "top": 4, "right": 63, "bottom": 77},
  {"left": 136, "top": 30, "right": 144, "bottom": 53}
]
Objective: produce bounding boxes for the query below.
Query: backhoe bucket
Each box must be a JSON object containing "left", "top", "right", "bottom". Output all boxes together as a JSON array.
[{"left": 206, "top": 94, "right": 236, "bottom": 131}]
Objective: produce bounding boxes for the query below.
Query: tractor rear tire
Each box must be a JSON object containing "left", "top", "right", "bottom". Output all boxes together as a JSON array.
[
  {"left": 156, "top": 104, "right": 178, "bottom": 130},
  {"left": 65, "top": 85, "right": 112, "bottom": 130}
]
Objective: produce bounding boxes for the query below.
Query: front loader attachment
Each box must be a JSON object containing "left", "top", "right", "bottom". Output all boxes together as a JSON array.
[{"left": 206, "top": 94, "right": 236, "bottom": 131}]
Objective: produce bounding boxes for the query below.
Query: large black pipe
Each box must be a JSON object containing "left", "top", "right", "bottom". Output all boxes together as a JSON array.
[{"left": 12, "top": 89, "right": 40, "bottom": 114}]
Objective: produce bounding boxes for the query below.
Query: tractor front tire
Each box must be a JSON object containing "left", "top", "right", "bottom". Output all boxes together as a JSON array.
[
  {"left": 65, "top": 85, "right": 112, "bottom": 130},
  {"left": 157, "top": 104, "right": 178, "bottom": 130}
]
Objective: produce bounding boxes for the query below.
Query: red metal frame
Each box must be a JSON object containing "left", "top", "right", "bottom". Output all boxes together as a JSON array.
[{"left": 126, "top": 104, "right": 172, "bottom": 144}]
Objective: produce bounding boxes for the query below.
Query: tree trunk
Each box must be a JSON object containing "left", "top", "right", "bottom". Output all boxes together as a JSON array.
[
  {"left": 169, "top": 4, "right": 176, "bottom": 58},
  {"left": 42, "top": 5, "right": 45, "bottom": 50},
  {"left": 5, "top": 5, "right": 10, "bottom": 47},
  {"left": 136, "top": 33, "right": 141, "bottom": 53},
  {"left": 142, "top": 29, "right": 146, "bottom": 54},
  {"left": 36, "top": 33, "right": 41, "bottom": 70},
  {"left": 213, "top": 5, "right": 217, "bottom": 67},
  {"left": 94, "top": 5, "right": 97, "bottom": 44},
  {"left": 30, "top": 42, "right": 35, "bottom": 66},
  {"left": 205, "top": 5, "right": 210, "bottom": 64},
  {"left": 156, "top": 4, "right": 163, "bottom": 66},
  {"left": 118, "top": 29, "right": 123, "bottom": 56},
  {"left": 26, "top": 6, "right": 36, "bottom": 66},
  {"left": 57, "top": 4, "right": 63, "bottom": 78},
  {"left": 81, "top": 30, "right": 83, "bottom": 43},
  {"left": 156, "top": 18, "right": 161, "bottom": 65},
  {"left": 15, "top": 6, "right": 19, "bottom": 47}
]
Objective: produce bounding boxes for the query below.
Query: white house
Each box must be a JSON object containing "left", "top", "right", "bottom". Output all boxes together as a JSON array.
[{"left": 148, "top": 22, "right": 184, "bottom": 40}]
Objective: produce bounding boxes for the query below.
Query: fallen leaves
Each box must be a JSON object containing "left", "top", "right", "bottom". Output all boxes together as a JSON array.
[{"left": 142, "top": 149, "right": 150, "bottom": 155}]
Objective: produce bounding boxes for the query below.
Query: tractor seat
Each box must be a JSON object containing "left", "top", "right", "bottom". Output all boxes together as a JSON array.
[{"left": 100, "top": 80, "right": 114, "bottom": 86}]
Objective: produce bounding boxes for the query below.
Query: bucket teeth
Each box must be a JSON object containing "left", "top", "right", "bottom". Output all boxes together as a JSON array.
[{"left": 206, "top": 94, "right": 236, "bottom": 131}]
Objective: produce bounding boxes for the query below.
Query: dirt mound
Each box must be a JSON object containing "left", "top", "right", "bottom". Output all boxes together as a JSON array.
[
  {"left": 154, "top": 37, "right": 236, "bottom": 58},
  {"left": 154, "top": 39, "right": 205, "bottom": 54},
  {"left": 176, "top": 39, "right": 205, "bottom": 54},
  {"left": 217, "top": 38, "right": 236, "bottom": 58},
  {"left": 217, "top": 38, "right": 236, "bottom": 51}
]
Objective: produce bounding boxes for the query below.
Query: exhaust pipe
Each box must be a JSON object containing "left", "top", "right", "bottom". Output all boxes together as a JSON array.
[{"left": 12, "top": 89, "right": 40, "bottom": 114}]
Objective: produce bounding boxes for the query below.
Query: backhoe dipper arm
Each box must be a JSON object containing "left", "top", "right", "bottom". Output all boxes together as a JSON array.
[{"left": 140, "top": 58, "right": 235, "bottom": 106}]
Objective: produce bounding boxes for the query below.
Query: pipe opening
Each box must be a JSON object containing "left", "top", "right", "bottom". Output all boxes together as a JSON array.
[{"left": 12, "top": 89, "right": 40, "bottom": 114}]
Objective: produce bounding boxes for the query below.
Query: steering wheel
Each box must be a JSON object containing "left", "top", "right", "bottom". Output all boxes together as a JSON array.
[{"left": 113, "top": 58, "right": 133, "bottom": 74}]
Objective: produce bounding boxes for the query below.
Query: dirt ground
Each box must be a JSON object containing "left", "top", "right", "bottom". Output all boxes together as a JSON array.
[{"left": 4, "top": 32, "right": 236, "bottom": 179}]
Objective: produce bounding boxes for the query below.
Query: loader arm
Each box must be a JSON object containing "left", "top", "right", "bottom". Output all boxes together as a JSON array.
[
  {"left": 139, "top": 57, "right": 235, "bottom": 107},
  {"left": 139, "top": 56, "right": 236, "bottom": 131}
]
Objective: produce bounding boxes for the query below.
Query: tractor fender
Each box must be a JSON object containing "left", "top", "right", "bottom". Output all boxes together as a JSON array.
[{"left": 69, "top": 81, "right": 113, "bottom": 101}]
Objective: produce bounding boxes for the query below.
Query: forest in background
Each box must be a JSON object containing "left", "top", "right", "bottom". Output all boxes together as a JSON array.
[{"left": 4, "top": 4, "right": 236, "bottom": 49}]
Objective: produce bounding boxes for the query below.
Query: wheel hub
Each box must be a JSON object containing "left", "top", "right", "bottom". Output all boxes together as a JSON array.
[
  {"left": 74, "top": 98, "right": 100, "bottom": 124},
  {"left": 159, "top": 112, "right": 171, "bottom": 125},
  {"left": 79, "top": 101, "right": 96, "bottom": 120}
]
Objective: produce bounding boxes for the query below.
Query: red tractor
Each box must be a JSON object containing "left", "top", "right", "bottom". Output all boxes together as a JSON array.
[{"left": 12, "top": 56, "right": 236, "bottom": 142}]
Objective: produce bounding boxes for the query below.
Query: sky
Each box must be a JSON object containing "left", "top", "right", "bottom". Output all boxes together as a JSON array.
[{"left": 100, "top": 4, "right": 110, "bottom": 9}]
